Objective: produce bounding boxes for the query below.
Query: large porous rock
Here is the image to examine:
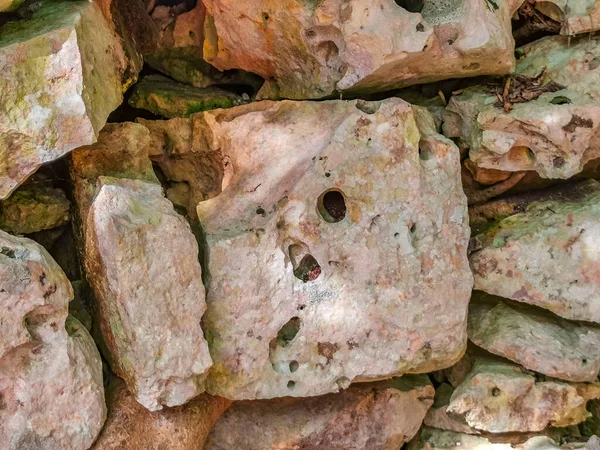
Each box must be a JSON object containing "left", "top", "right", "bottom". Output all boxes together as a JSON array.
[
  {"left": 202, "top": 0, "right": 518, "bottom": 100},
  {"left": 196, "top": 99, "right": 472, "bottom": 399},
  {"left": 85, "top": 177, "right": 212, "bottom": 411},
  {"left": 444, "top": 35, "right": 600, "bottom": 179},
  {"left": 533, "top": 0, "right": 600, "bottom": 36},
  {"left": 0, "top": 230, "right": 106, "bottom": 449},
  {"left": 205, "top": 375, "right": 434, "bottom": 450},
  {"left": 446, "top": 357, "right": 600, "bottom": 433},
  {"left": 0, "top": 183, "right": 70, "bottom": 235},
  {"left": 91, "top": 378, "right": 231, "bottom": 450},
  {"left": 0, "top": 0, "right": 142, "bottom": 199},
  {"left": 468, "top": 293, "right": 600, "bottom": 382},
  {"left": 469, "top": 179, "right": 600, "bottom": 323}
]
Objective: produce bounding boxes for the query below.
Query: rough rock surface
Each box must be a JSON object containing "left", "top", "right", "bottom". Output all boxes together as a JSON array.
[
  {"left": 534, "top": 0, "right": 600, "bottom": 35},
  {"left": 0, "top": 0, "right": 137, "bottom": 199},
  {"left": 202, "top": 0, "right": 518, "bottom": 99},
  {"left": 444, "top": 35, "right": 600, "bottom": 179},
  {"left": 205, "top": 375, "right": 434, "bottom": 450},
  {"left": 0, "top": 230, "right": 106, "bottom": 449},
  {"left": 195, "top": 99, "right": 472, "bottom": 399},
  {"left": 85, "top": 177, "right": 212, "bottom": 411},
  {"left": 468, "top": 293, "right": 600, "bottom": 382},
  {"left": 470, "top": 179, "right": 600, "bottom": 323},
  {"left": 0, "top": 184, "right": 70, "bottom": 235},
  {"left": 128, "top": 74, "right": 243, "bottom": 118},
  {"left": 91, "top": 378, "right": 231, "bottom": 450},
  {"left": 447, "top": 357, "right": 600, "bottom": 432},
  {"left": 424, "top": 383, "right": 475, "bottom": 434}
]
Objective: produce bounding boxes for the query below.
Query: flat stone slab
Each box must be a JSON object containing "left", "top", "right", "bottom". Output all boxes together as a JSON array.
[
  {"left": 194, "top": 99, "right": 472, "bottom": 399},
  {"left": 470, "top": 179, "right": 600, "bottom": 323},
  {"left": 444, "top": 36, "right": 600, "bottom": 179},
  {"left": 205, "top": 376, "right": 434, "bottom": 450},
  {"left": 468, "top": 293, "right": 600, "bottom": 382}
]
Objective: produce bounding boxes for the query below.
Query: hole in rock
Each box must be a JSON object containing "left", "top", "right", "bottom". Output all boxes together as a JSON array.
[
  {"left": 289, "top": 360, "right": 299, "bottom": 373},
  {"left": 583, "top": 359, "right": 588, "bottom": 364},
  {"left": 419, "top": 147, "right": 434, "bottom": 161},
  {"left": 276, "top": 317, "right": 302, "bottom": 347},
  {"left": 293, "top": 254, "right": 321, "bottom": 283},
  {"left": 287, "top": 380, "right": 296, "bottom": 389},
  {"left": 394, "top": 0, "right": 424, "bottom": 13},
  {"left": 492, "top": 387, "right": 501, "bottom": 397},
  {"left": 317, "top": 189, "right": 346, "bottom": 223}
]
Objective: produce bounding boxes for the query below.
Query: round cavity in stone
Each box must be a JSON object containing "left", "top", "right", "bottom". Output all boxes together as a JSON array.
[{"left": 317, "top": 189, "right": 347, "bottom": 223}]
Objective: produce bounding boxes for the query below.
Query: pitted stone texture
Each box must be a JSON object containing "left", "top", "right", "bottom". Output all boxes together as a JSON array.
[
  {"left": 0, "top": 184, "right": 70, "bottom": 235},
  {"left": 468, "top": 293, "right": 600, "bottom": 382},
  {"left": 447, "top": 357, "right": 600, "bottom": 433},
  {"left": 0, "top": 0, "right": 135, "bottom": 199},
  {"left": 205, "top": 376, "right": 434, "bottom": 450},
  {"left": 0, "top": 229, "right": 72, "bottom": 358},
  {"left": 534, "top": 1, "right": 600, "bottom": 36},
  {"left": 85, "top": 178, "right": 212, "bottom": 411},
  {"left": 0, "top": 230, "right": 105, "bottom": 449},
  {"left": 196, "top": 99, "right": 472, "bottom": 399},
  {"left": 202, "top": 0, "right": 516, "bottom": 99},
  {"left": 470, "top": 180, "right": 600, "bottom": 323},
  {"left": 444, "top": 36, "right": 600, "bottom": 179},
  {"left": 91, "top": 378, "right": 231, "bottom": 450}
]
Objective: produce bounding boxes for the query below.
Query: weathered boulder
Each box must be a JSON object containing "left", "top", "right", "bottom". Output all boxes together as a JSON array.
[
  {"left": 128, "top": 74, "right": 243, "bottom": 118},
  {"left": 205, "top": 375, "right": 434, "bottom": 450},
  {"left": 194, "top": 99, "right": 472, "bottom": 399},
  {"left": 444, "top": 35, "right": 600, "bottom": 179},
  {"left": 447, "top": 357, "right": 600, "bottom": 432},
  {"left": 85, "top": 177, "right": 212, "bottom": 411},
  {"left": 0, "top": 0, "right": 141, "bottom": 199},
  {"left": 470, "top": 179, "right": 600, "bottom": 323},
  {"left": 202, "top": 0, "right": 518, "bottom": 99},
  {"left": 468, "top": 293, "right": 600, "bottom": 382},
  {"left": 91, "top": 378, "right": 231, "bottom": 450},
  {"left": 0, "top": 183, "right": 70, "bottom": 235},
  {"left": 0, "top": 230, "right": 105, "bottom": 449},
  {"left": 534, "top": 0, "right": 600, "bottom": 36}
]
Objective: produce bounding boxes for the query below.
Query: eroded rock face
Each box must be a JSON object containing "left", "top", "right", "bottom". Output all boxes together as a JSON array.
[
  {"left": 202, "top": 0, "right": 517, "bottom": 99},
  {"left": 85, "top": 178, "right": 212, "bottom": 411},
  {"left": 0, "top": 230, "right": 105, "bottom": 449},
  {"left": 468, "top": 293, "right": 600, "bottom": 382},
  {"left": 444, "top": 35, "right": 600, "bottom": 179},
  {"left": 205, "top": 375, "right": 434, "bottom": 450},
  {"left": 470, "top": 180, "right": 600, "bottom": 323},
  {"left": 0, "top": 0, "right": 138, "bottom": 199},
  {"left": 534, "top": 0, "right": 600, "bottom": 35},
  {"left": 447, "top": 357, "right": 600, "bottom": 433},
  {"left": 195, "top": 99, "right": 472, "bottom": 399},
  {"left": 91, "top": 378, "right": 231, "bottom": 450}
]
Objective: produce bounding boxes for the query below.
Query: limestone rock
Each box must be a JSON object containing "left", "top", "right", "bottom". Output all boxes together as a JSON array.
[
  {"left": 85, "top": 177, "right": 212, "bottom": 411},
  {"left": 469, "top": 179, "right": 600, "bottom": 323},
  {"left": 534, "top": 1, "right": 600, "bottom": 36},
  {"left": 205, "top": 375, "right": 434, "bottom": 450},
  {"left": 195, "top": 99, "right": 472, "bottom": 399},
  {"left": 424, "top": 383, "right": 475, "bottom": 434},
  {"left": 444, "top": 36, "right": 600, "bottom": 179},
  {"left": 91, "top": 378, "right": 231, "bottom": 450},
  {"left": 128, "top": 75, "right": 243, "bottom": 118},
  {"left": 0, "top": 0, "right": 139, "bottom": 199},
  {"left": 0, "top": 230, "right": 105, "bottom": 449},
  {"left": 447, "top": 357, "right": 600, "bottom": 433},
  {"left": 0, "top": 184, "right": 70, "bottom": 235},
  {"left": 468, "top": 293, "right": 600, "bottom": 382},
  {"left": 202, "top": 0, "right": 517, "bottom": 99}
]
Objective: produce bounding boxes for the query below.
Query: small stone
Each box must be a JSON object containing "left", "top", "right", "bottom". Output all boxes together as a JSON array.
[
  {"left": 468, "top": 293, "right": 600, "bottom": 382},
  {"left": 470, "top": 179, "right": 600, "bottom": 323},
  {"left": 444, "top": 36, "right": 600, "bottom": 179},
  {"left": 0, "top": 184, "right": 70, "bottom": 235},
  {"left": 205, "top": 376, "right": 434, "bottom": 450},
  {"left": 128, "top": 75, "right": 243, "bottom": 118},
  {"left": 85, "top": 177, "right": 212, "bottom": 411},
  {"left": 91, "top": 378, "right": 231, "bottom": 450},
  {"left": 447, "top": 357, "right": 600, "bottom": 433},
  {"left": 195, "top": 99, "right": 472, "bottom": 399}
]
